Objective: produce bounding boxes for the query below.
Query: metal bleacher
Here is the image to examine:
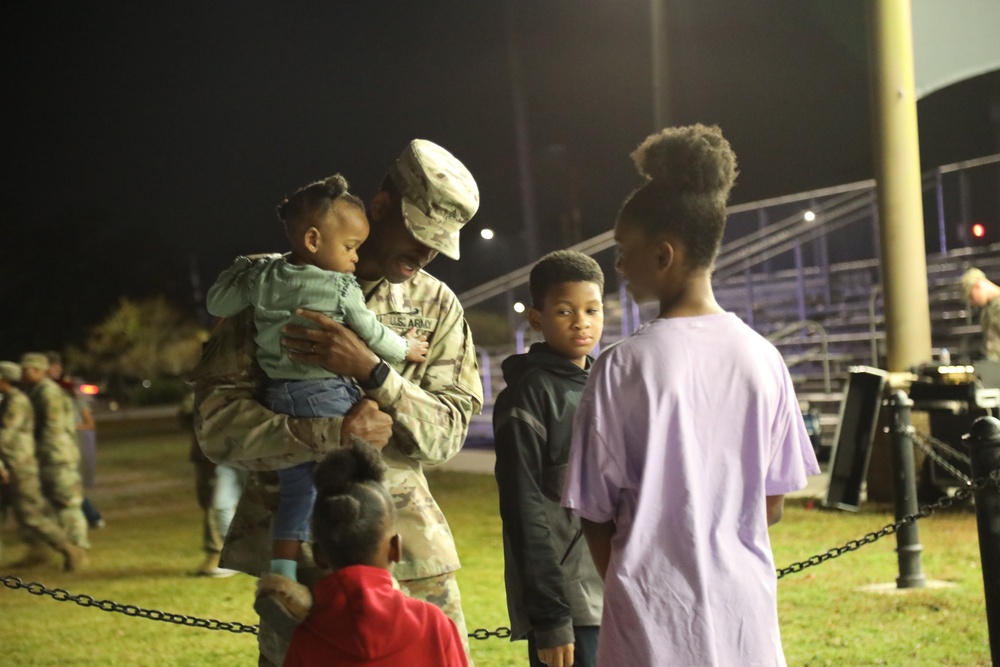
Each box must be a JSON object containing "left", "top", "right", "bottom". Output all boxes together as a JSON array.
[{"left": 462, "top": 154, "right": 1000, "bottom": 450}]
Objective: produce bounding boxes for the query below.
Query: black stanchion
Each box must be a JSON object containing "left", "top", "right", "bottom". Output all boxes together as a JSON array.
[
  {"left": 966, "top": 416, "right": 1000, "bottom": 666},
  {"left": 887, "top": 390, "right": 926, "bottom": 588}
]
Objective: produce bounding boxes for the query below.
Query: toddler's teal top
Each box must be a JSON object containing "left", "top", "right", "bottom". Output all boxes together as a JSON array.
[{"left": 206, "top": 254, "right": 408, "bottom": 380}]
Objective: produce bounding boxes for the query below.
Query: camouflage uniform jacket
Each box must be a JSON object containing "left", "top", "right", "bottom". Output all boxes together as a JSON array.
[
  {"left": 981, "top": 297, "right": 1000, "bottom": 361},
  {"left": 0, "top": 387, "right": 35, "bottom": 472},
  {"left": 27, "top": 377, "right": 79, "bottom": 468},
  {"left": 190, "top": 269, "right": 484, "bottom": 581}
]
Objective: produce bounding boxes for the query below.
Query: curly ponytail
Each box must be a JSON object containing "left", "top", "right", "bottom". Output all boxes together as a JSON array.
[{"left": 620, "top": 124, "right": 738, "bottom": 268}]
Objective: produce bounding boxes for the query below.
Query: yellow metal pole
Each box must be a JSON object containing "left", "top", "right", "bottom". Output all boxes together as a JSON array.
[{"left": 869, "top": 0, "right": 932, "bottom": 372}]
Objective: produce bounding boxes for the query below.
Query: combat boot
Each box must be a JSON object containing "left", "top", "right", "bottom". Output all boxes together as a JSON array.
[
  {"left": 61, "top": 543, "right": 89, "bottom": 572},
  {"left": 10, "top": 542, "right": 53, "bottom": 568}
]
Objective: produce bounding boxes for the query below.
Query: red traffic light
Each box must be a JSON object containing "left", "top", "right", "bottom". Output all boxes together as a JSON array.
[
  {"left": 79, "top": 384, "right": 100, "bottom": 395},
  {"left": 972, "top": 223, "right": 986, "bottom": 239}
]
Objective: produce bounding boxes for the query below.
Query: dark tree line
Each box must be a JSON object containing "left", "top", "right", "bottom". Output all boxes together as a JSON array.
[{"left": 0, "top": 204, "right": 196, "bottom": 361}]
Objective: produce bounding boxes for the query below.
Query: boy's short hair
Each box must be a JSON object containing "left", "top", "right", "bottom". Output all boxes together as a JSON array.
[
  {"left": 311, "top": 440, "right": 395, "bottom": 570},
  {"left": 529, "top": 250, "right": 605, "bottom": 308},
  {"left": 277, "top": 173, "right": 365, "bottom": 241}
]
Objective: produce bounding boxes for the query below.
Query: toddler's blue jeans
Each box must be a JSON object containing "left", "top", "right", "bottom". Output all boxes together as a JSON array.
[{"left": 263, "top": 377, "right": 361, "bottom": 542}]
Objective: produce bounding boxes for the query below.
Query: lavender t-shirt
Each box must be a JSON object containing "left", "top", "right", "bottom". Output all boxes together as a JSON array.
[{"left": 562, "top": 313, "right": 820, "bottom": 667}]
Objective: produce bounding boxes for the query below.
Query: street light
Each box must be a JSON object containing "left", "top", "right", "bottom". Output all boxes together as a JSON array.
[
  {"left": 481, "top": 228, "right": 495, "bottom": 240},
  {"left": 804, "top": 210, "right": 816, "bottom": 222},
  {"left": 513, "top": 302, "right": 525, "bottom": 313}
]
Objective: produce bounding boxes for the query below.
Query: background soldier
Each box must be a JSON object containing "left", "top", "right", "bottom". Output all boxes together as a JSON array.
[
  {"left": 19, "top": 353, "right": 89, "bottom": 553},
  {"left": 0, "top": 361, "right": 88, "bottom": 570},
  {"left": 962, "top": 267, "right": 1000, "bottom": 360},
  {"left": 45, "top": 350, "right": 104, "bottom": 529}
]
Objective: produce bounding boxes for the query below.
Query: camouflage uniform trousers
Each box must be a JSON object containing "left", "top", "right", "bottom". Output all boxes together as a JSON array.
[
  {"left": 4, "top": 456, "right": 75, "bottom": 552},
  {"left": 257, "top": 570, "right": 473, "bottom": 667},
  {"left": 39, "top": 463, "right": 89, "bottom": 549},
  {"left": 401, "top": 571, "right": 473, "bottom": 664}
]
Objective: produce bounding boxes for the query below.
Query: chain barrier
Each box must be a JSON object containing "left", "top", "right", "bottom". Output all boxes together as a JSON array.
[
  {"left": 0, "top": 574, "right": 259, "bottom": 634},
  {"left": 777, "top": 468, "right": 1000, "bottom": 579},
  {"left": 911, "top": 429, "right": 973, "bottom": 485},
  {"left": 0, "top": 574, "right": 510, "bottom": 640},
  {"left": 913, "top": 430, "right": 972, "bottom": 465},
  {"left": 4, "top": 427, "right": 997, "bottom": 636},
  {"left": 469, "top": 626, "right": 512, "bottom": 640}
]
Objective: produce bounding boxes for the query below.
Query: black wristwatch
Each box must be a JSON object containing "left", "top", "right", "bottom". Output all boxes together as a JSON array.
[{"left": 359, "top": 359, "right": 391, "bottom": 391}]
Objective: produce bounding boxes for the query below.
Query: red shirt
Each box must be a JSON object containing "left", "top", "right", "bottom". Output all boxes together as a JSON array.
[{"left": 284, "top": 565, "right": 468, "bottom": 667}]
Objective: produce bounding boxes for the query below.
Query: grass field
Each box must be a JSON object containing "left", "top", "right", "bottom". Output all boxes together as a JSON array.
[{"left": 0, "top": 421, "right": 994, "bottom": 666}]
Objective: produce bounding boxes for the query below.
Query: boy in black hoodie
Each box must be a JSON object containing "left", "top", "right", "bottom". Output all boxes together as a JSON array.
[{"left": 493, "top": 250, "right": 605, "bottom": 667}]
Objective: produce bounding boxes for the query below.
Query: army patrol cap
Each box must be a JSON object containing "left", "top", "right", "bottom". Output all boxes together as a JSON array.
[
  {"left": 0, "top": 361, "right": 22, "bottom": 382},
  {"left": 389, "top": 139, "right": 479, "bottom": 261},
  {"left": 20, "top": 352, "right": 50, "bottom": 371},
  {"left": 962, "top": 267, "right": 986, "bottom": 302}
]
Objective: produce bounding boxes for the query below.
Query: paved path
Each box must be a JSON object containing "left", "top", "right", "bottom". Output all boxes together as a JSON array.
[{"left": 433, "top": 448, "right": 497, "bottom": 475}]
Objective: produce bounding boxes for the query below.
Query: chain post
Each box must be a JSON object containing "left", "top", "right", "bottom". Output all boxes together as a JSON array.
[
  {"left": 965, "top": 416, "right": 1000, "bottom": 665},
  {"left": 887, "top": 390, "right": 926, "bottom": 589}
]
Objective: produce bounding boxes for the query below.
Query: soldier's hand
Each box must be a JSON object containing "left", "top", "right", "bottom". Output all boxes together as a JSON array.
[
  {"left": 341, "top": 398, "right": 393, "bottom": 450},
  {"left": 283, "top": 309, "right": 380, "bottom": 381}
]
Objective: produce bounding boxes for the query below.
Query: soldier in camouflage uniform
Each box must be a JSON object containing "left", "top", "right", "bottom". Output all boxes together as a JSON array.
[
  {"left": 962, "top": 267, "right": 1000, "bottom": 360},
  {"left": 19, "top": 353, "right": 90, "bottom": 551},
  {"left": 190, "top": 139, "right": 483, "bottom": 667},
  {"left": 0, "top": 361, "right": 88, "bottom": 571}
]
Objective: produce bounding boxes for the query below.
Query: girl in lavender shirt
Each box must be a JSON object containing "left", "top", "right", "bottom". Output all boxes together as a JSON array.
[{"left": 562, "top": 124, "right": 819, "bottom": 666}]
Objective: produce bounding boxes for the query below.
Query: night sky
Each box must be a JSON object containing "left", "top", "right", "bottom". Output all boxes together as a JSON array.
[{"left": 2, "top": 1, "right": 998, "bottom": 358}]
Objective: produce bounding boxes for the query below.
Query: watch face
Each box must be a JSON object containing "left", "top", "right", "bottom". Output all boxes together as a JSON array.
[
  {"left": 374, "top": 360, "right": 390, "bottom": 384},
  {"left": 363, "top": 359, "right": 390, "bottom": 390}
]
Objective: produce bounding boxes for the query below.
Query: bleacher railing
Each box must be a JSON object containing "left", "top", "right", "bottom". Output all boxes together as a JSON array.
[{"left": 459, "top": 153, "right": 1000, "bottom": 317}]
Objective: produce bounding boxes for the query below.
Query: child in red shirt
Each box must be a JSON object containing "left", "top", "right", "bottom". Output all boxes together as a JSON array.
[{"left": 279, "top": 441, "right": 468, "bottom": 667}]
